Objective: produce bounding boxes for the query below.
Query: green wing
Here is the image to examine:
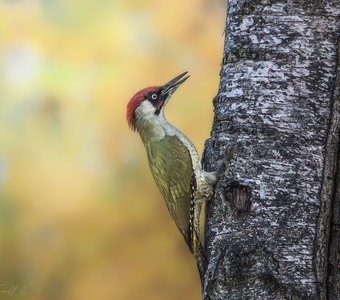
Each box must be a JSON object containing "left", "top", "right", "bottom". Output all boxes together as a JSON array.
[{"left": 145, "top": 135, "right": 193, "bottom": 236}]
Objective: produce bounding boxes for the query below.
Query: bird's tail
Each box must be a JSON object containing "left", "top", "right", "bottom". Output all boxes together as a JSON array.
[
  {"left": 184, "top": 229, "right": 208, "bottom": 286},
  {"left": 194, "top": 233, "right": 208, "bottom": 286},
  {"left": 187, "top": 173, "right": 208, "bottom": 285}
]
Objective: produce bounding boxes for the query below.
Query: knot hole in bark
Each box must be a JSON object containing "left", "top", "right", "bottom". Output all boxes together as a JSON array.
[{"left": 225, "top": 182, "right": 251, "bottom": 216}]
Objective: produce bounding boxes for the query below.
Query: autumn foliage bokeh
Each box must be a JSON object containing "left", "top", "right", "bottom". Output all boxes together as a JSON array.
[{"left": 0, "top": 1, "right": 224, "bottom": 299}]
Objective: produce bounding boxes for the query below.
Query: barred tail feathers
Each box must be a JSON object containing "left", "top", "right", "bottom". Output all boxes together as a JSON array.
[
  {"left": 187, "top": 173, "right": 207, "bottom": 282},
  {"left": 184, "top": 228, "right": 207, "bottom": 286},
  {"left": 195, "top": 233, "right": 208, "bottom": 285},
  {"left": 189, "top": 173, "right": 197, "bottom": 254}
]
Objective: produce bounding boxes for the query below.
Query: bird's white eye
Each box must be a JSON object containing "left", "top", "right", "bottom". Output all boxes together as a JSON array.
[{"left": 151, "top": 94, "right": 157, "bottom": 100}]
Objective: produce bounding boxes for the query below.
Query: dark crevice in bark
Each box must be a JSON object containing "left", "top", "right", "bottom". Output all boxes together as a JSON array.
[
  {"left": 327, "top": 149, "right": 340, "bottom": 300},
  {"left": 224, "top": 182, "right": 251, "bottom": 217},
  {"left": 316, "top": 36, "right": 340, "bottom": 300},
  {"left": 326, "top": 37, "right": 340, "bottom": 300}
]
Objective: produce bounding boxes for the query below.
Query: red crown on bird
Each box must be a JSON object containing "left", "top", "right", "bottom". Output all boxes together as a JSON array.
[{"left": 127, "top": 86, "right": 159, "bottom": 131}]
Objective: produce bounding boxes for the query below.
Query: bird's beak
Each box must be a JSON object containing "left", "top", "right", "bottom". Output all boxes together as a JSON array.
[{"left": 161, "top": 72, "right": 190, "bottom": 100}]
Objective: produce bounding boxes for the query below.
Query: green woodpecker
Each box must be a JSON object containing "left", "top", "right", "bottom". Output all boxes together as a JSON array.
[{"left": 127, "top": 72, "right": 216, "bottom": 275}]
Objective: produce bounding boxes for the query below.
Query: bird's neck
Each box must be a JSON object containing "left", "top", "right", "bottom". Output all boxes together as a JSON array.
[{"left": 136, "top": 112, "right": 175, "bottom": 143}]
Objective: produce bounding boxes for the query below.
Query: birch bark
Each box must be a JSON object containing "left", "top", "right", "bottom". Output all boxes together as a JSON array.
[{"left": 202, "top": 1, "right": 340, "bottom": 299}]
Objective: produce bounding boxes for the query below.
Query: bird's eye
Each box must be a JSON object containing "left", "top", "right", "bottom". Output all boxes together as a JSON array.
[{"left": 151, "top": 94, "right": 157, "bottom": 100}]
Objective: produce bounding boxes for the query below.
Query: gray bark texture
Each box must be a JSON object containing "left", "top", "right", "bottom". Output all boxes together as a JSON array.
[{"left": 202, "top": 1, "right": 340, "bottom": 299}]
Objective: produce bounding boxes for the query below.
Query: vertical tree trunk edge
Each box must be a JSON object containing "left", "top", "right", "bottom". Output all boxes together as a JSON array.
[{"left": 320, "top": 36, "right": 340, "bottom": 300}]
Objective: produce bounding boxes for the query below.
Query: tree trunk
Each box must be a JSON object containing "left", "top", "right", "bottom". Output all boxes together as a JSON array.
[{"left": 202, "top": 1, "right": 340, "bottom": 299}]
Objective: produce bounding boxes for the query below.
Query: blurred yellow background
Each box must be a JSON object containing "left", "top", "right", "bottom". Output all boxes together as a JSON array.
[{"left": 0, "top": 1, "right": 225, "bottom": 299}]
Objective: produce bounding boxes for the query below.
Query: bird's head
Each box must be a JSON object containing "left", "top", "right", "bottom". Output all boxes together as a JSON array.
[{"left": 127, "top": 72, "right": 189, "bottom": 131}]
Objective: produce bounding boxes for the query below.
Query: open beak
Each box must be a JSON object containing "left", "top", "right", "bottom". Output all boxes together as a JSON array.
[{"left": 161, "top": 71, "right": 190, "bottom": 99}]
